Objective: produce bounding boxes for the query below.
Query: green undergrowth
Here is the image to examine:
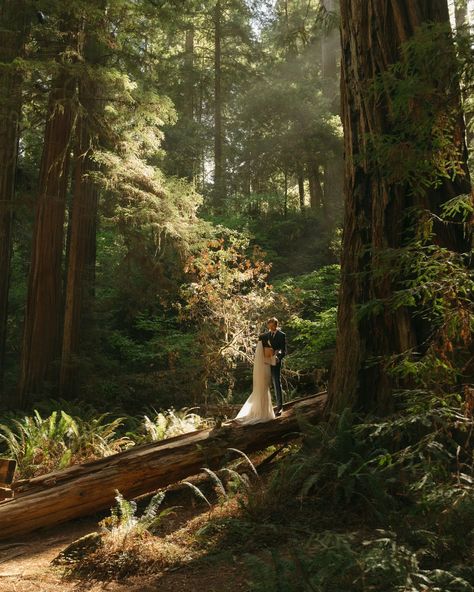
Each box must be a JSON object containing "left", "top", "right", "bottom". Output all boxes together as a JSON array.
[
  {"left": 226, "top": 391, "right": 474, "bottom": 591},
  {"left": 0, "top": 405, "right": 210, "bottom": 479},
  {"left": 55, "top": 389, "right": 473, "bottom": 591},
  {"left": 192, "top": 390, "right": 474, "bottom": 591}
]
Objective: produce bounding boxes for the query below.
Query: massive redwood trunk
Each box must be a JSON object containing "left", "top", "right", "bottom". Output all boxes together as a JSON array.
[
  {"left": 328, "top": 1, "right": 472, "bottom": 415},
  {"left": 18, "top": 72, "right": 76, "bottom": 405},
  {"left": 0, "top": 1, "right": 26, "bottom": 395}
]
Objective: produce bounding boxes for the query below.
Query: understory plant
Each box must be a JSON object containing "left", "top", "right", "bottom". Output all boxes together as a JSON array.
[{"left": 0, "top": 410, "right": 133, "bottom": 478}]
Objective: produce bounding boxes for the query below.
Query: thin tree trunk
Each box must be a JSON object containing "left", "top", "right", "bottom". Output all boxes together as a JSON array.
[
  {"left": 18, "top": 72, "right": 76, "bottom": 405},
  {"left": 0, "top": 1, "right": 26, "bottom": 396},
  {"left": 328, "top": 0, "right": 472, "bottom": 415},
  {"left": 183, "top": 25, "right": 195, "bottom": 181},
  {"left": 320, "top": 0, "right": 342, "bottom": 222},
  {"left": 297, "top": 172, "right": 305, "bottom": 211},
  {"left": 213, "top": 0, "right": 225, "bottom": 210},
  {"left": 308, "top": 161, "right": 324, "bottom": 210},
  {"left": 184, "top": 27, "right": 195, "bottom": 122},
  {"left": 454, "top": 0, "right": 468, "bottom": 29},
  {"left": 321, "top": 0, "right": 339, "bottom": 81}
]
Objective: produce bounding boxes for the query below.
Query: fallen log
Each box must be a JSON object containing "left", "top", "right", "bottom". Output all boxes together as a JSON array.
[{"left": 0, "top": 393, "right": 326, "bottom": 540}]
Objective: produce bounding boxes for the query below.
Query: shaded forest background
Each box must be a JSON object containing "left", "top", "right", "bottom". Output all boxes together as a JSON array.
[{"left": 0, "top": 0, "right": 344, "bottom": 413}]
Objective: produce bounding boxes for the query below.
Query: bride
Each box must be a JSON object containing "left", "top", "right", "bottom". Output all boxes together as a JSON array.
[{"left": 234, "top": 336, "right": 275, "bottom": 424}]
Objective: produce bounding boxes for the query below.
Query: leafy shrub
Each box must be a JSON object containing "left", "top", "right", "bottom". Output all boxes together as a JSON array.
[
  {"left": 246, "top": 530, "right": 474, "bottom": 592},
  {"left": 274, "top": 265, "right": 340, "bottom": 387}
]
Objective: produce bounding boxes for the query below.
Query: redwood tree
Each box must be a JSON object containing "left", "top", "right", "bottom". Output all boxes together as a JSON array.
[
  {"left": 328, "top": 0, "right": 472, "bottom": 415},
  {"left": 0, "top": 1, "right": 27, "bottom": 394},
  {"left": 59, "top": 101, "right": 98, "bottom": 397},
  {"left": 18, "top": 67, "right": 76, "bottom": 404}
]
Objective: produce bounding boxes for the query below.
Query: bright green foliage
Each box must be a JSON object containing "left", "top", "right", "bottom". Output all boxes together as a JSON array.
[
  {"left": 104, "top": 490, "right": 173, "bottom": 537},
  {"left": 140, "top": 408, "right": 206, "bottom": 441},
  {"left": 275, "top": 265, "right": 339, "bottom": 382},
  {"left": 0, "top": 410, "right": 132, "bottom": 478}
]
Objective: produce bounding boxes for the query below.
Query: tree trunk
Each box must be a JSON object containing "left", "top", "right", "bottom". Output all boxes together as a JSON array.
[
  {"left": 0, "top": 393, "right": 326, "bottom": 540},
  {"left": 184, "top": 26, "right": 195, "bottom": 122},
  {"left": 321, "top": 0, "right": 339, "bottom": 82},
  {"left": 18, "top": 72, "right": 76, "bottom": 405},
  {"left": 183, "top": 25, "right": 196, "bottom": 182},
  {"left": 297, "top": 162, "right": 305, "bottom": 211},
  {"left": 59, "top": 115, "right": 98, "bottom": 397},
  {"left": 0, "top": 1, "right": 26, "bottom": 396},
  {"left": 320, "top": 0, "right": 342, "bottom": 222},
  {"left": 454, "top": 0, "right": 468, "bottom": 29},
  {"left": 308, "top": 161, "right": 324, "bottom": 210},
  {"left": 328, "top": 1, "right": 472, "bottom": 415},
  {"left": 213, "top": 0, "right": 225, "bottom": 211}
]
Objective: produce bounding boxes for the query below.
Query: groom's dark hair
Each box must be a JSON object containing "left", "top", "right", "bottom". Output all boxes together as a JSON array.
[{"left": 267, "top": 317, "right": 278, "bottom": 326}]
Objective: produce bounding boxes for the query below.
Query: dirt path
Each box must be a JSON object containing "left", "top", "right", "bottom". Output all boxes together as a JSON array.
[{"left": 0, "top": 492, "right": 252, "bottom": 592}]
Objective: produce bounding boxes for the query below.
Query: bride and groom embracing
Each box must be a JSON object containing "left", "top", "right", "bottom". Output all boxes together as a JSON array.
[{"left": 234, "top": 317, "right": 287, "bottom": 425}]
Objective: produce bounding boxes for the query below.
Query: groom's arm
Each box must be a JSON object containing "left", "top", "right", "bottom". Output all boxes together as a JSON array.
[{"left": 276, "top": 332, "right": 287, "bottom": 361}]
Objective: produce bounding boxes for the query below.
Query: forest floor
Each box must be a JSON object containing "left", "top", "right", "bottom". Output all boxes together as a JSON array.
[
  {"left": 0, "top": 502, "right": 252, "bottom": 592},
  {"left": 0, "top": 463, "right": 266, "bottom": 592}
]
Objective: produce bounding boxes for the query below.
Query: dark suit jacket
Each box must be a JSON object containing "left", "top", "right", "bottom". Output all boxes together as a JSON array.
[{"left": 260, "top": 330, "right": 287, "bottom": 365}]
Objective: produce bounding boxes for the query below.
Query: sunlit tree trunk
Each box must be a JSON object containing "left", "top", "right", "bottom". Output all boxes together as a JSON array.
[
  {"left": 0, "top": 1, "right": 26, "bottom": 396},
  {"left": 308, "top": 161, "right": 324, "bottom": 210},
  {"left": 321, "top": 0, "right": 342, "bottom": 221},
  {"left": 328, "top": 0, "right": 472, "bottom": 415},
  {"left": 454, "top": 0, "right": 468, "bottom": 28},
  {"left": 60, "top": 109, "right": 97, "bottom": 397},
  {"left": 18, "top": 72, "right": 76, "bottom": 405},
  {"left": 297, "top": 169, "right": 305, "bottom": 211},
  {"left": 213, "top": 0, "right": 225, "bottom": 210},
  {"left": 183, "top": 25, "right": 196, "bottom": 181}
]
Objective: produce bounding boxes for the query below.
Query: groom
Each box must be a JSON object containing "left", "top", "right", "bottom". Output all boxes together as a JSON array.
[{"left": 263, "top": 317, "right": 287, "bottom": 416}]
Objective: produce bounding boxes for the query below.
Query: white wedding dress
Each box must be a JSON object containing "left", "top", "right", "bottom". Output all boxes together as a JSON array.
[{"left": 234, "top": 341, "right": 275, "bottom": 424}]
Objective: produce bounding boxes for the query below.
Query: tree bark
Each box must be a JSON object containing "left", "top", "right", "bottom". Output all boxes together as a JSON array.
[
  {"left": 184, "top": 26, "right": 195, "bottom": 123},
  {"left": 213, "top": 0, "right": 225, "bottom": 210},
  {"left": 59, "top": 114, "right": 98, "bottom": 397},
  {"left": 0, "top": 393, "right": 326, "bottom": 540},
  {"left": 328, "top": 0, "right": 472, "bottom": 415},
  {"left": 18, "top": 72, "right": 76, "bottom": 405},
  {"left": 0, "top": 1, "right": 27, "bottom": 396}
]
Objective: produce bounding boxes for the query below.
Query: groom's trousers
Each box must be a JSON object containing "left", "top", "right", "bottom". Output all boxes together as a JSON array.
[{"left": 271, "top": 363, "right": 283, "bottom": 409}]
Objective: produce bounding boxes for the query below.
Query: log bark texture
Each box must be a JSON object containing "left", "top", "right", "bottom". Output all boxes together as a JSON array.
[{"left": 0, "top": 393, "right": 326, "bottom": 540}]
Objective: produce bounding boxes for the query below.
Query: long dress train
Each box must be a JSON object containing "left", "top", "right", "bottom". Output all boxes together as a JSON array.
[{"left": 234, "top": 341, "right": 275, "bottom": 424}]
